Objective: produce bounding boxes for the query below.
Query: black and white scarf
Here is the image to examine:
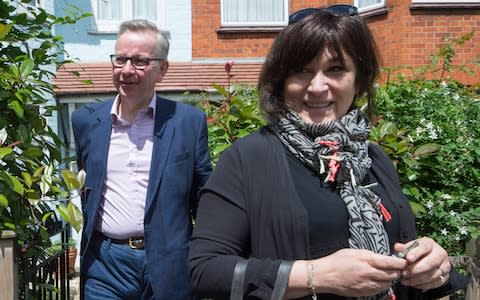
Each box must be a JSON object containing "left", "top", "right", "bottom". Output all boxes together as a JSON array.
[{"left": 270, "top": 109, "right": 392, "bottom": 299}]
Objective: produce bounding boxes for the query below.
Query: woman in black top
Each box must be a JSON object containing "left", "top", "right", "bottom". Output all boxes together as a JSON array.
[{"left": 189, "top": 5, "right": 467, "bottom": 300}]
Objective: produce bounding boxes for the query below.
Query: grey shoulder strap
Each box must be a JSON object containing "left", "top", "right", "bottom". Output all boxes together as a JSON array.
[
  {"left": 230, "top": 259, "right": 249, "bottom": 300},
  {"left": 270, "top": 261, "right": 294, "bottom": 300}
]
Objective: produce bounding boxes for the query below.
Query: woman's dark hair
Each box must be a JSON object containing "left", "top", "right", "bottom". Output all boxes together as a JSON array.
[{"left": 258, "top": 11, "right": 379, "bottom": 121}]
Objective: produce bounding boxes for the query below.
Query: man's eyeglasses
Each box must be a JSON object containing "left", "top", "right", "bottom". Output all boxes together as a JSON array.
[
  {"left": 110, "top": 55, "right": 164, "bottom": 70},
  {"left": 288, "top": 4, "right": 358, "bottom": 24}
]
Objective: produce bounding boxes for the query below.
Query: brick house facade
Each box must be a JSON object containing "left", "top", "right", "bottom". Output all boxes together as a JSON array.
[{"left": 191, "top": 0, "right": 480, "bottom": 84}]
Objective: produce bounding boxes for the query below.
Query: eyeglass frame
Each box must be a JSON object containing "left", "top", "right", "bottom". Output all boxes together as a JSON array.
[
  {"left": 288, "top": 4, "right": 359, "bottom": 25},
  {"left": 109, "top": 54, "right": 165, "bottom": 70}
]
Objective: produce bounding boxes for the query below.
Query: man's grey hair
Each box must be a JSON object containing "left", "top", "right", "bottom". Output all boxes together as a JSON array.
[{"left": 118, "top": 19, "right": 169, "bottom": 59}]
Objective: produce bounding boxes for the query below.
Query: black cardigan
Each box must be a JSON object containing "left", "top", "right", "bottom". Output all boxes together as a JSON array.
[{"left": 189, "top": 127, "right": 467, "bottom": 299}]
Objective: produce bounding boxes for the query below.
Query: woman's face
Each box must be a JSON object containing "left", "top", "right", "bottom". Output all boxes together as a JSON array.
[{"left": 283, "top": 48, "right": 357, "bottom": 123}]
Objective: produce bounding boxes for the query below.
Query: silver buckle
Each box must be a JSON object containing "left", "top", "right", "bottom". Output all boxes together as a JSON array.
[{"left": 128, "top": 237, "right": 144, "bottom": 249}]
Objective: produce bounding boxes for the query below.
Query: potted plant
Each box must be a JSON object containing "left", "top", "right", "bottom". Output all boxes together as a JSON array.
[{"left": 46, "top": 237, "right": 77, "bottom": 277}]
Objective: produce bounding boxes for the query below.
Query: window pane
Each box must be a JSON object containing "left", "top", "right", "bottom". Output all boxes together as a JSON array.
[
  {"left": 97, "top": 0, "right": 122, "bottom": 20},
  {"left": 356, "top": 0, "right": 384, "bottom": 9},
  {"left": 222, "top": 0, "right": 286, "bottom": 25},
  {"left": 133, "top": 0, "right": 157, "bottom": 20}
]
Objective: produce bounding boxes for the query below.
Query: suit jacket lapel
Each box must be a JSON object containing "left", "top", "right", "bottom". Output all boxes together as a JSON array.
[
  {"left": 84, "top": 101, "right": 113, "bottom": 242},
  {"left": 145, "top": 97, "right": 175, "bottom": 214}
]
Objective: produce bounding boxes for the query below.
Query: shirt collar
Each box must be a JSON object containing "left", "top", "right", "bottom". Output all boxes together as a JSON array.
[{"left": 110, "top": 94, "right": 156, "bottom": 123}]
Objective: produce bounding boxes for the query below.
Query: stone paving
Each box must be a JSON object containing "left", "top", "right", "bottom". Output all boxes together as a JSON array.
[{"left": 70, "top": 275, "right": 80, "bottom": 300}]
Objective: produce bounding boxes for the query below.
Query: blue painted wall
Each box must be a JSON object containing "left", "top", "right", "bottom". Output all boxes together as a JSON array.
[{"left": 53, "top": 0, "right": 192, "bottom": 63}]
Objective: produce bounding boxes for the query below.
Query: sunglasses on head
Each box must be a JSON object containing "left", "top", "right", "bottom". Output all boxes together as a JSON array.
[{"left": 288, "top": 4, "right": 358, "bottom": 24}]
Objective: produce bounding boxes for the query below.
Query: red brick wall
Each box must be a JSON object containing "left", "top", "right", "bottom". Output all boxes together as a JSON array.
[
  {"left": 191, "top": 0, "right": 276, "bottom": 59},
  {"left": 191, "top": 0, "right": 480, "bottom": 84},
  {"left": 367, "top": 0, "right": 480, "bottom": 84}
]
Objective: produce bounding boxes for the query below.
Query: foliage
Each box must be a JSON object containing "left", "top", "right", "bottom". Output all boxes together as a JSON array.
[
  {"left": 0, "top": 1, "right": 87, "bottom": 295},
  {"left": 372, "top": 33, "right": 480, "bottom": 255},
  {"left": 196, "top": 62, "right": 265, "bottom": 164}
]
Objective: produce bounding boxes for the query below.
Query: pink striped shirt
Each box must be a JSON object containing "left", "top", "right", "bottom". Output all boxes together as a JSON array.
[{"left": 97, "top": 95, "right": 156, "bottom": 239}]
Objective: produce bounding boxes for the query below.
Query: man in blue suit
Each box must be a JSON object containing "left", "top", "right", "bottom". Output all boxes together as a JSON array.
[{"left": 72, "top": 19, "right": 212, "bottom": 299}]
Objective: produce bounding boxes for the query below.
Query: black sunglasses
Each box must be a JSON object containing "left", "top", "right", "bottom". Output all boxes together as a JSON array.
[{"left": 288, "top": 4, "right": 358, "bottom": 24}]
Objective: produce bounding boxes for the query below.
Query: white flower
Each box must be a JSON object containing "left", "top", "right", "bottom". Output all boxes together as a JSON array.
[
  {"left": 425, "top": 122, "right": 435, "bottom": 130},
  {"left": 449, "top": 210, "right": 457, "bottom": 216},
  {"left": 441, "top": 229, "right": 449, "bottom": 235},
  {"left": 0, "top": 128, "right": 7, "bottom": 145},
  {"left": 441, "top": 194, "right": 452, "bottom": 200},
  {"left": 428, "top": 131, "right": 438, "bottom": 140},
  {"left": 426, "top": 200, "right": 434, "bottom": 209},
  {"left": 459, "top": 226, "right": 468, "bottom": 235},
  {"left": 77, "top": 169, "right": 86, "bottom": 190},
  {"left": 455, "top": 235, "right": 461, "bottom": 241}
]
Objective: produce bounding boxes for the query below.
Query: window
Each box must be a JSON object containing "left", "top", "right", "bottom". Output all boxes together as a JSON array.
[
  {"left": 221, "top": 0, "right": 288, "bottom": 27},
  {"left": 354, "top": 0, "right": 385, "bottom": 12},
  {"left": 91, "top": 0, "right": 165, "bottom": 33}
]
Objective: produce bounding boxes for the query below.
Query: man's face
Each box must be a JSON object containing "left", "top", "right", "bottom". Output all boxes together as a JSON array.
[{"left": 112, "top": 30, "right": 168, "bottom": 106}]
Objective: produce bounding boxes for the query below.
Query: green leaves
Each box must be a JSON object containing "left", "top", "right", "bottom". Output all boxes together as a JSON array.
[
  {"left": 19, "top": 58, "right": 34, "bottom": 78},
  {"left": 413, "top": 144, "right": 440, "bottom": 158},
  {"left": 0, "top": 23, "right": 13, "bottom": 40},
  {"left": 199, "top": 84, "right": 265, "bottom": 164},
  {"left": 0, "top": 1, "right": 89, "bottom": 276},
  {"left": 57, "top": 202, "right": 83, "bottom": 233},
  {"left": 374, "top": 71, "right": 480, "bottom": 255}
]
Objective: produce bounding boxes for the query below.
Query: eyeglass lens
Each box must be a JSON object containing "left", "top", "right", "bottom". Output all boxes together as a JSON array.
[{"left": 111, "top": 55, "right": 150, "bottom": 69}]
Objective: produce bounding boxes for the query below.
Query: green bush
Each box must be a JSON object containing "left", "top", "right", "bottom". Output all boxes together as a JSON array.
[
  {"left": 0, "top": 2, "right": 86, "bottom": 296},
  {"left": 372, "top": 78, "right": 480, "bottom": 255},
  {"left": 196, "top": 83, "right": 266, "bottom": 164}
]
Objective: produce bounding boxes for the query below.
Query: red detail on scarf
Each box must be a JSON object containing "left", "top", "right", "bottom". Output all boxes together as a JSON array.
[
  {"left": 327, "top": 156, "right": 340, "bottom": 182},
  {"left": 318, "top": 141, "right": 340, "bottom": 182},
  {"left": 318, "top": 140, "right": 338, "bottom": 149},
  {"left": 379, "top": 203, "right": 392, "bottom": 222}
]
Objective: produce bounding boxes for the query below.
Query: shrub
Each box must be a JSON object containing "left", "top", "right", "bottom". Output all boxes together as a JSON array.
[
  {"left": 372, "top": 31, "right": 480, "bottom": 255},
  {"left": 194, "top": 63, "right": 265, "bottom": 164},
  {"left": 0, "top": 1, "right": 86, "bottom": 296},
  {"left": 372, "top": 78, "right": 480, "bottom": 255}
]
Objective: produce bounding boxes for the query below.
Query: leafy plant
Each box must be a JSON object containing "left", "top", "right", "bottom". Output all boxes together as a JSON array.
[
  {"left": 373, "top": 33, "right": 480, "bottom": 255},
  {"left": 196, "top": 62, "right": 266, "bottom": 164},
  {"left": 0, "top": 1, "right": 88, "bottom": 296}
]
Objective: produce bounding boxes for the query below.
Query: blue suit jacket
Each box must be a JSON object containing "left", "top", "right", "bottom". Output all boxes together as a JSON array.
[{"left": 71, "top": 96, "right": 212, "bottom": 299}]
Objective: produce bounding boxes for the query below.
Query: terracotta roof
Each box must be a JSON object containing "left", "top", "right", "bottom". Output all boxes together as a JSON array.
[{"left": 53, "top": 62, "right": 263, "bottom": 96}]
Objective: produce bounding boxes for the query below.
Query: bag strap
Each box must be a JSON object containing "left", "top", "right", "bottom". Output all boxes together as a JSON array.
[
  {"left": 271, "top": 261, "right": 294, "bottom": 300},
  {"left": 230, "top": 259, "right": 249, "bottom": 300}
]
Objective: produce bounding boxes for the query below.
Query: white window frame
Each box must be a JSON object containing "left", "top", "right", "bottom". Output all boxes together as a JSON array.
[
  {"left": 220, "top": 0, "right": 288, "bottom": 27},
  {"left": 91, "top": 0, "right": 165, "bottom": 33},
  {"left": 354, "top": 0, "right": 385, "bottom": 13}
]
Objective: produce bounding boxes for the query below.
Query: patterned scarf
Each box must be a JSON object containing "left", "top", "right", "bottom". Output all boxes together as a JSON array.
[{"left": 270, "top": 109, "right": 393, "bottom": 300}]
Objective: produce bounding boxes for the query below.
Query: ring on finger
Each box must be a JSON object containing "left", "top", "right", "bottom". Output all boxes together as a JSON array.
[{"left": 438, "top": 266, "right": 446, "bottom": 281}]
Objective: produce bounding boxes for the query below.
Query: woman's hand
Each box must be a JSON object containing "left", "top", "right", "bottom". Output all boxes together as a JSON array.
[
  {"left": 395, "top": 237, "right": 450, "bottom": 291},
  {"left": 311, "top": 248, "right": 407, "bottom": 297},
  {"left": 286, "top": 248, "right": 407, "bottom": 299}
]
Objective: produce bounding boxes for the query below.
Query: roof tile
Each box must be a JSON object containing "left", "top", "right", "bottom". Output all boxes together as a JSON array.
[{"left": 53, "top": 62, "right": 262, "bottom": 95}]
